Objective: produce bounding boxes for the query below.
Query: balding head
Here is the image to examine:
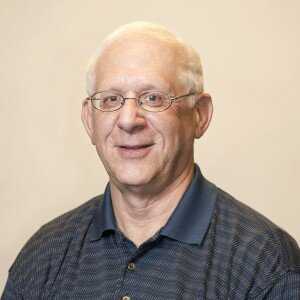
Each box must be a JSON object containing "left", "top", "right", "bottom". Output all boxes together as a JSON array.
[{"left": 86, "top": 22, "right": 204, "bottom": 96}]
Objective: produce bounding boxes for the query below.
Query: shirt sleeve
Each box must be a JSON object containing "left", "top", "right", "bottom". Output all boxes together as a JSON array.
[
  {"left": 1, "top": 276, "right": 23, "bottom": 300},
  {"left": 255, "top": 271, "right": 300, "bottom": 300}
]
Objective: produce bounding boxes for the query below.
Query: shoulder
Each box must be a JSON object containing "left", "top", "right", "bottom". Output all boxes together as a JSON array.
[
  {"left": 8, "top": 195, "right": 103, "bottom": 295},
  {"left": 210, "top": 181, "right": 300, "bottom": 295},
  {"left": 213, "top": 184, "right": 300, "bottom": 268},
  {"left": 17, "top": 195, "right": 103, "bottom": 255}
]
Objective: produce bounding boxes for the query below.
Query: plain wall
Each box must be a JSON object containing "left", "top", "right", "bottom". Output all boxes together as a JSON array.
[{"left": 1, "top": 0, "right": 299, "bottom": 293}]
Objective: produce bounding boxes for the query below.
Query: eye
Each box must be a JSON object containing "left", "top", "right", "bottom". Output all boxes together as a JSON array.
[
  {"left": 148, "top": 94, "right": 159, "bottom": 102},
  {"left": 91, "top": 92, "right": 122, "bottom": 110},
  {"left": 102, "top": 95, "right": 118, "bottom": 103},
  {"left": 141, "top": 91, "right": 167, "bottom": 107},
  {"left": 100, "top": 94, "right": 121, "bottom": 109}
]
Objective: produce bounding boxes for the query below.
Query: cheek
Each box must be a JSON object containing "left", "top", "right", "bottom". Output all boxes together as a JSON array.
[
  {"left": 175, "top": 106, "right": 197, "bottom": 136},
  {"left": 91, "top": 116, "right": 115, "bottom": 147},
  {"left": 149, "top": 114, "right": 183, "bottom": 150},
  {"left": 159, "top": 110, "right": 196, "bottom": 151},
  {"left": 162, "top": 106, "right": 194, "bottom": 133}
]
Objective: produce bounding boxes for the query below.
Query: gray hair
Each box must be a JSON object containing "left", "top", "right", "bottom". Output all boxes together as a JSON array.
[{"left": 86, "top": 22, "right": 204, "bottom": 97}]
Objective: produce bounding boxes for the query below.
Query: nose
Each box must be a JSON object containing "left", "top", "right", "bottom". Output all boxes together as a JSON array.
[{"left": 117, "top": 97, "right": 146, "bottom": 133}]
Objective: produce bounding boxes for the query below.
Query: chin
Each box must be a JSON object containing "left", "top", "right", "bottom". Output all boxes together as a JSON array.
[{"left": 112, "top": 164, "right": 155, "bottom": 188}]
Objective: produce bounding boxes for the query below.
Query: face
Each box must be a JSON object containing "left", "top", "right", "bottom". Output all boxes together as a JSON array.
[{"left": 82, "top": 37, "right": 212, "bottom": 194}]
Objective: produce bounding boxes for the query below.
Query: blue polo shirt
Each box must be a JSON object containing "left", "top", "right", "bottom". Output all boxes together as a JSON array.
[{"left": 2, "top": 165, "right": 300, "bottom": 299}]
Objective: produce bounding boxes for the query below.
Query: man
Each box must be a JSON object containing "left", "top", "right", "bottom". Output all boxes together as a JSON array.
[{"left": 2, "top": 22, "right": 300, "bottom": 299}]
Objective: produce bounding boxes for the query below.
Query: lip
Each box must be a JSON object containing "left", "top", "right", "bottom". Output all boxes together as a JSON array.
[{"left": 116, "top": 143, "right": 154, "bottom": 158}]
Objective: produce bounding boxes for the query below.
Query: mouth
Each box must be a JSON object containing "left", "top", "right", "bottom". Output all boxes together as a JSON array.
[
  {"left": 119, "top": 144, "right": 153, "bottom": 149},
  {"left": 116, "top": 143, "right": 154, "bottom": 158}
]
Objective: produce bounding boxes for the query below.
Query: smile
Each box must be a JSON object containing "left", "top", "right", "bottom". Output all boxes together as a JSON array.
[{"left": 116, "top": 144, "right": 154, "bottom": 158}]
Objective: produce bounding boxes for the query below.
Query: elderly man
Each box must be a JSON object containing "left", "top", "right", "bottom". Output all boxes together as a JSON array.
[{"left": 2, "top": 22, "right": 300, "bottom": 300}]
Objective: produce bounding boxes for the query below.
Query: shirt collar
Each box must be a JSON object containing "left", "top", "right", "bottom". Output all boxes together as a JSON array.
[
  {"left": 89, "top": 184, "right": 117, "bottom": 241},
  {"left": 159, "top": 164, "right": 217, "bottom": 245},
  {"left": 90, "top": 164, "right": 217, "bottom": 246}
]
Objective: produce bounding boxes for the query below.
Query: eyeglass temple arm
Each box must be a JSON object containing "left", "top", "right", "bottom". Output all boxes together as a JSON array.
[{"left": 171, "top": 92, "right": 197, "bottom": 102}]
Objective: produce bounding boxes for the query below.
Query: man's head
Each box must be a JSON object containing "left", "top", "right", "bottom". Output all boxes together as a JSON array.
[
  {"left": 82, "top": 22, "right": 213, "bottom": 195},
  {"left": 86, "top": 22, "right": 204, "bottom": 97}
]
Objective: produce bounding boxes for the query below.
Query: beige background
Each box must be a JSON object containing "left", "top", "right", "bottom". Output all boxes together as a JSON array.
[{"left": 1, "top": 0, "right": 299, "bottom": 293}]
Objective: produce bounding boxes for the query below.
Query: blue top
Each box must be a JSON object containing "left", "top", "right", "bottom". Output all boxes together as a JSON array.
[{"left": 2, "top": 165, "right": 300, "bottom": 299}]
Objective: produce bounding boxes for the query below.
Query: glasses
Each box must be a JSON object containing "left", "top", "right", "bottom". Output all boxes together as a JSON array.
[{"left": 86, "top": 90, "right": 196, "bottom": 112}]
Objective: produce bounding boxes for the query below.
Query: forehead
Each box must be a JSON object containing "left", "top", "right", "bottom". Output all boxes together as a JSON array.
[{"left": 93, "top": 37, "right": 182, "bottom": 92}]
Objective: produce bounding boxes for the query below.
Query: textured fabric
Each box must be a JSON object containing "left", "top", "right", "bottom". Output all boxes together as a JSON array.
[{"left": 2, "top": 165, "right": 300, "bottom": 299}]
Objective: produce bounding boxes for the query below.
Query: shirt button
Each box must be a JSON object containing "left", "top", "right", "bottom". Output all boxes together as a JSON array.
[
  {"left": 121, "top": 296, "right": 131, "bottom": 300},
  {"left": 127, "top": 262, "right": 135, "bottom": 271}
]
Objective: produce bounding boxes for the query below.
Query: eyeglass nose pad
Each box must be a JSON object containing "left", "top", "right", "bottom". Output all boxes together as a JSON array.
[
  {"left": 137, "top": 98, "right": 143, "bottom": 107},
  {"left": 120, "top": 97, "right": 126, "bottom": 107}
]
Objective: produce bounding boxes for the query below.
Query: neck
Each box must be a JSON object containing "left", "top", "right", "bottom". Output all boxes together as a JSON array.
[{"left": 110, "top": 164, "right": 195, "bottom": 247}]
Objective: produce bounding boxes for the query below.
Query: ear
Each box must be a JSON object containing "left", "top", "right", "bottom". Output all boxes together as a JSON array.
[
  {"left": 81, "top": 98, "right": 96, "bottom": 145},
  {"left": 193, "top": 93, "right": 213, "bottom": 139}
]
